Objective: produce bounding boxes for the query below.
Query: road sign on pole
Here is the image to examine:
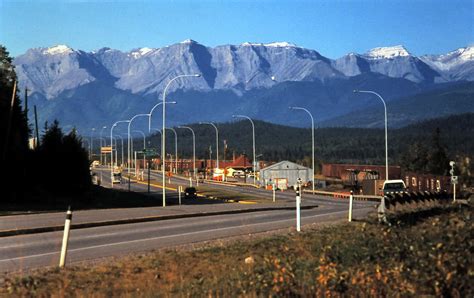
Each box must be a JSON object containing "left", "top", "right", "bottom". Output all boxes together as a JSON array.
[{"left": 142, "top": 148, "right": 158, "bottom": 157}]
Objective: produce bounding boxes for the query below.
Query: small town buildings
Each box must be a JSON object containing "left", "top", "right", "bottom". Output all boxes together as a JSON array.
[{"left": 259, "top": 160, "right": 312, "bottom": 190}]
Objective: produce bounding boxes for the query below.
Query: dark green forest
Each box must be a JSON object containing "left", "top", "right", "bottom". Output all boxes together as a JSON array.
[
  {"left": 142, "top": 114, "right": 472, "bottom": 165},
  {"left": 133, "top": 113, "right": 473, "bottom": 183},
  {"left": 1, "top": 45, "right": 91, "bottom": 202}
]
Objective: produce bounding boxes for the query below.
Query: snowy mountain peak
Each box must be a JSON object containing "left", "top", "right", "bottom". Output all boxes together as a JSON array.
[
  {"left": 42, "top": 45, "right": 74, "bottom": 55},
  {"left": 129, "top": 47, "right": 154, "bottom": 58},
  {"left": 458, "top": 46, "right": 474, "bottom": 61},
  {"left": 180, "top": 39, "right": 199, "bottom": 44},
  {"left": 241, "top": 41, "right": 298, "bottom": 48},
  {"left": 365, "top": 45, "right": 410, "bottom": 59}
]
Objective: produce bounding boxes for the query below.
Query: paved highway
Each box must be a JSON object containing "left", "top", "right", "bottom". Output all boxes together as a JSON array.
[
  {"left": 0, "top": 205, "right": 374, "bottom": 272},
  {"left": 96, "top": 167, "right": 372, "bottom": 208},
  {"left": 0, "top": 167, "right": 377, "bottom": 272}
]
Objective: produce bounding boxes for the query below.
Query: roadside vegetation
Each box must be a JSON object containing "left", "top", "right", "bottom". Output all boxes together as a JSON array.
[{"left": 2, "top": 205, "right": 471, "bottom": 296}]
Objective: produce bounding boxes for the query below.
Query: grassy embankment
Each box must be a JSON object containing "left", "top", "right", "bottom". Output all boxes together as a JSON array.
[{"left": 1, "top": 205, "right": 472, "bottom": 296}]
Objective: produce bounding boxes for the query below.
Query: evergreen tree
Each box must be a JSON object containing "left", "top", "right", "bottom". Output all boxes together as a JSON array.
[
  {"left": 400, "top": 141, "right": 429, "bottom": 173},
  {"left": 427, "top": 128, "right": 449, "bottom": 175},
  {"left": 37, "top": 121, "right": 91, "bottom": 195},
  {"left": 0, "top": 45, "right": 30, "bottom": 200}
]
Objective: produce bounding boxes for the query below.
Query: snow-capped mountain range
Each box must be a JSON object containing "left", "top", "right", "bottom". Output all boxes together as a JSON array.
[
  {"left": 11, "top": 40, "right": 474, "bottom": 130},
  {"left": 15, "top": 40, "right": 473, "bottom": 99}
]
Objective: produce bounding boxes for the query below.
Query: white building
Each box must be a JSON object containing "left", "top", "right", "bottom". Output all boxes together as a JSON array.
[{"left": 259, "top": 160, "right": 312, "bottom": 190}]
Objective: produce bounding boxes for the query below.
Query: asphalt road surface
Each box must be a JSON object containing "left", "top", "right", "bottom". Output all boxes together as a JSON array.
[
  {"left": 0, "top": 205, "right": 374, "bottom": 272},
  {"left": 0, "top": 166, "right": 377, "bottom": 272}
]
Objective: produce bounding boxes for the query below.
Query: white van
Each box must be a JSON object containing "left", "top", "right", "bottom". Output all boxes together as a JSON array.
[{"left": 382, "top": 179, "right": 407, "bottom": 195}]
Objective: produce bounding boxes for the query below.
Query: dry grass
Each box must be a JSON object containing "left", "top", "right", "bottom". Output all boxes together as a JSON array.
[{"left": 1, "top": 205, "right": 472, "bottom": 297}]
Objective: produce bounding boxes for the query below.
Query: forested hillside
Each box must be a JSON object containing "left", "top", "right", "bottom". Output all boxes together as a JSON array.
[{"left": 145, "top": 113, "right": 473, "bottom": 175}]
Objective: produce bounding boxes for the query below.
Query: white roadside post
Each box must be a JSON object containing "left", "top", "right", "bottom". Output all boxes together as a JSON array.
[
  {"left": 272, "top": 183, "right": 276, "bottom": 203},
  {"left": 296, "top": 178, "right": 302, "bottom": 232},
  {"left": 449, "top": 161, "right": 456, "bottom": 202},
  {"left": 178, "top": 185, "right": 182, "bottom": 205},
  {"left": 348, "top": 190, "right": 354, "bottom": 222},
  {"left": 59, "top": 206, "right": 72, "bottom": 268},
  {"left": 189, "top": 177, "right": 192, "bottom": 187}
]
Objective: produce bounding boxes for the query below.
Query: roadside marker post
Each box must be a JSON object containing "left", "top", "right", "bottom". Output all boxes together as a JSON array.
[
  {"left": 272, "top": 183, "right": 276, "bottom": 203},
  {"left": 449, "top": 161, "right": 457, "bottom": 202},
  {"left": 348, "top": 190, "right": 353, "bottom": 222},
  {"left": 147, "top": 160, "right": 151, "bottom": 194},
  {"left": 178, "top": 186, "right": 182, "bottom": 205},
  {"left": 59, "top": 206, "right": 72, "bottom": 268},
  {"left": 296, "top": 178, "right": 302, "bottom": 232},
  {"left": 189, "top": 177, "right": 192, "bottom": 187}
]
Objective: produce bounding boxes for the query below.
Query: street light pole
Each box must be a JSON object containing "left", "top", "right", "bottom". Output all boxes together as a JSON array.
[
  {"left": 354, "top": 90, "right": 389, "bottom": 180},
  {"left": 114, "top": 135, "right": 124, "bottom": 167},
  {"left": 100, "top": 126, "right": 107, "bottom": 165},
  {"left": 111, "top": 120, "right": 130, "bottom": 188},
  {"left": 199, "top": 122, "right": 219, "bottom": 169},
  {"left": 289, "top": 106, "right": 315, "bottom": 193},
  {"left": 133, "top": 129, "right": 147, "bottom": 171},
  {"left": 178, "top": 126, "right": 196, "bottom": 180},
  {"left": 166, "top": 127, "right": 178, "bottom": 174},
  {"left": 149, "top": 101, "right": 177, "bottom": 133},
  {"left": 90, "top": 128, "right": 95, "bottom": 161},
  {"left": 232, "top": 115, "right": 256, "bottom": 185},
  {"left": 161, "top": 74, "right": 200, "bottom": 207},
  {"left": 127, "top": 114, "right": 150, "bottom": 191}
]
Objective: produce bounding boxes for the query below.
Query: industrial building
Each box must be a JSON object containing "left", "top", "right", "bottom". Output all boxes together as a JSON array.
[{"left": 259, "top": 160, "right": 312, "bottom": 190}]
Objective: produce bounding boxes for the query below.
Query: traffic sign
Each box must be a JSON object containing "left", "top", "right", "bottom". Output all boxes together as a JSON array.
[
  {"left": 142, "top": 148, "right": 158, "bottom": 156},
  {"left": 451, "top": 176, "right": 458, "bottom": 184},
  {"left": 101, "top": 146, "right": 112, "bottom": 153}
]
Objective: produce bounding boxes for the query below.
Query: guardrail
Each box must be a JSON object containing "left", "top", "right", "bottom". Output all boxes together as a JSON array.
[
  {"left": 303, "top": 189, "right": 382, "bottom": 201},
  {"left": 378, "top": 190, "right": 471, "bottom": 223}
]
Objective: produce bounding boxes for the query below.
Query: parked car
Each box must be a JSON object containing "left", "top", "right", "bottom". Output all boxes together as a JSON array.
[
  {"left": 232, "top": 170, "right": 245, "bottom": 177},
  {"left": 185, "top": 187, "right": 197, "bottom": 199}
]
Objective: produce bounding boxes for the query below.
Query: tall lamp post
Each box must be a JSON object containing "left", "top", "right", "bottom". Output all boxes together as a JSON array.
[
  {"left": 166, "top": 127, "right": 178, "bottom": 173},
  {"left": 148, "top": 101, "right": 176, "bottom": 133},
  {"left": 127, "top": 114, "right": 150, "bottom": 191},
  {"left": 199, "top": 122, "right": 219, "bottom": 170},
  {"left": 232, "top": 115, "right": 256, "bottom": 185},
  {"left": 289, "top": 106, "right": 315, "bottom": 193},
  {"left": 114, "top": 135, "right": 125, "bottom": 167},
  {"left": 133, "top": 129, "right": 147, "bottom": 171},
  {"left": 90, "top": 128, "right": 96, "bottom": 161},
  {"left": 111, "top": 120, "right": 130, "bottom": 188},
  {"left": 353, "top": 90, "right": 389, "bottom": 180},
  {"left": 100, "top": 126, "right": 107, "bottom": 165},
  {"left": 161, "top": 74, "right": 200, "bottom": 207},
  {"left": 178, "top": 126, "right": 196, "bottom": 180}
]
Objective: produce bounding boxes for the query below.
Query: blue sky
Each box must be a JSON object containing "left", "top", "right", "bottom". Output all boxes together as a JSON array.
[{"left": 1, "top": 0, "right": 472, "bottom": 58}]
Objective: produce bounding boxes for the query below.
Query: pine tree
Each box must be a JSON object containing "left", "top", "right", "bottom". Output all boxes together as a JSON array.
[
  {"left": 427, "top": 128, "right": 449, "bottom": 175},
  {"left": 0, "top": 45, "right": 30, "bottom": 200}
]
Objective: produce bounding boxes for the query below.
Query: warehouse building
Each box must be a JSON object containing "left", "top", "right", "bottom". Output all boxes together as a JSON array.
[{"left": 259, "top": 160, "right": 312, "bottom": 190}]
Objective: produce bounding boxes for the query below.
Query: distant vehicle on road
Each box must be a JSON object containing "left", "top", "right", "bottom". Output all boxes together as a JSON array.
[
  {"left": 92, "top": 160, "right": 100, "bottom": 167},
  {"left": 112, "top": 172, "right": 122, "bottom": 184},
  {"left": 382, "top": 179, "right": 407, "bottom": 195},
  {"left": 92, "top": 173, "right": 101, "bottom": 186},
  {"left": 232, "top": 170, "right": 245, "bottom": 177},
  {"left": 185, "top": 187, "right": 197, "bottom": 199}
]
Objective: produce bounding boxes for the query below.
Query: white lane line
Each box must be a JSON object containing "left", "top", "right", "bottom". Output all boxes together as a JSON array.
[
  {"left": 0, "top": 232, "right": 119, "bottom": 250},
  {"left": 0, "top": 209, "right": 354, "bottom": 263}
]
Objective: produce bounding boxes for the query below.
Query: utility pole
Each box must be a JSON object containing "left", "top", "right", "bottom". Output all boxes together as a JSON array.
[
  {"left": 24, "top": 87, "right": 29, "bottom": 123},
  {"left": 34, "top": 105, "right": 40, "bottom": 148},
  {"left": 3, "top": 81, "right": 17, "bottom": 161}
]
